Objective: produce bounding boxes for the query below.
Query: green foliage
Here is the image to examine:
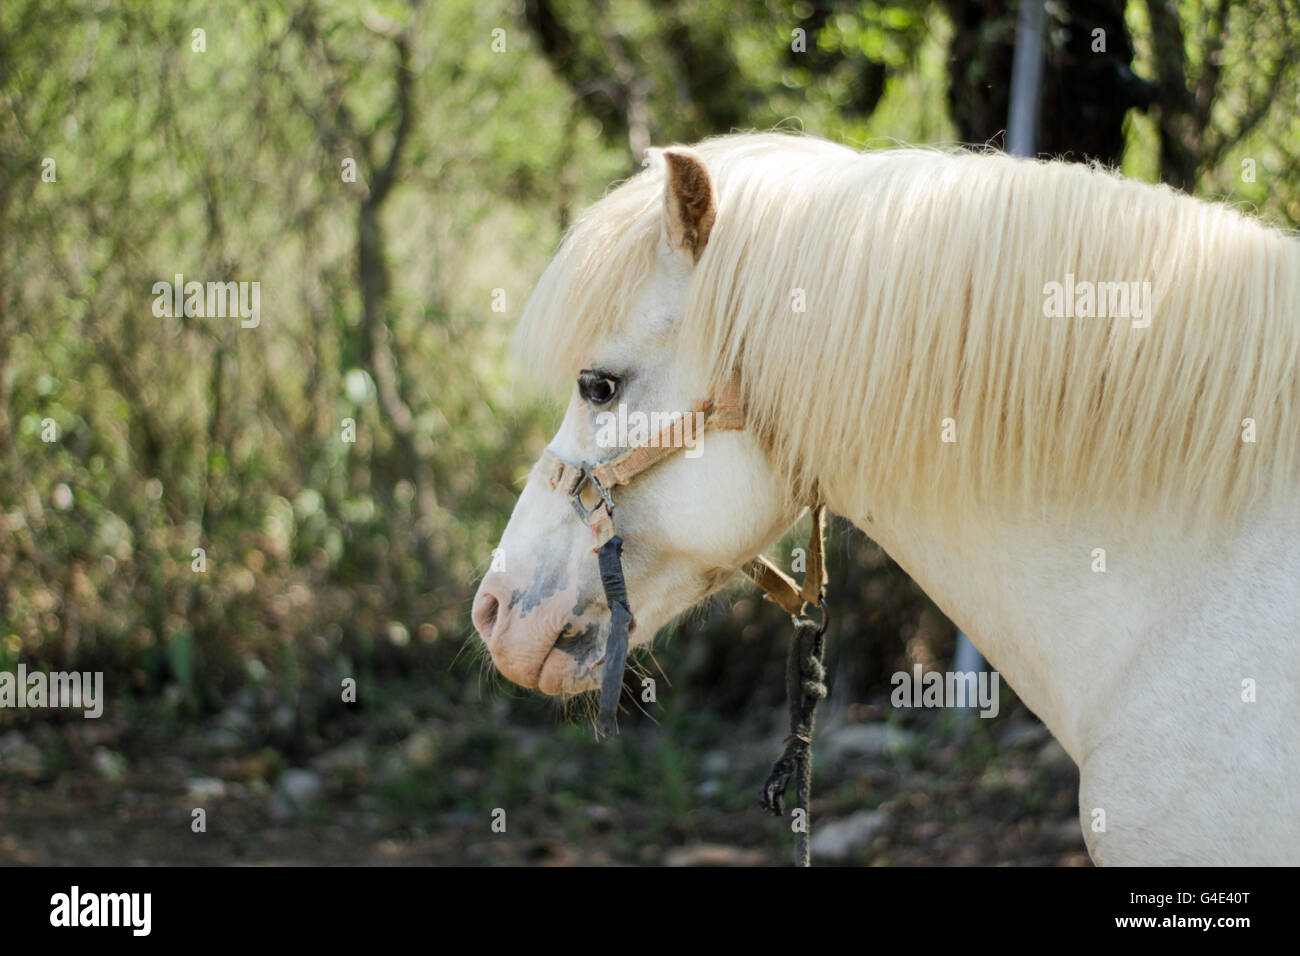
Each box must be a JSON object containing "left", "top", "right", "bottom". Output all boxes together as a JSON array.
[
  {"left": 0, "top": 0, "right": 1296, "bottom": 720},
  {"left": 0, "top": 0, "right": 587, "bottom": 700}
]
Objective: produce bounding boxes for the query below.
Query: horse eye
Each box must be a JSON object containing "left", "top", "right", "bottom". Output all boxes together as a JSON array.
[{"left": 578, "top": 369, "right": 620, "bottom": 406}]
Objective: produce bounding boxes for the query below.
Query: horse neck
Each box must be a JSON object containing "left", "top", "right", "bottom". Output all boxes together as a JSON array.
[{"left": 835, "top": 494, "right": 1300, "bottom": 761}]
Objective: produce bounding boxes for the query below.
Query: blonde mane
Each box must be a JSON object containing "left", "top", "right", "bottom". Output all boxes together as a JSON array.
[{"left": 516, "top": 132, "right": 1300, "bottom": 533}]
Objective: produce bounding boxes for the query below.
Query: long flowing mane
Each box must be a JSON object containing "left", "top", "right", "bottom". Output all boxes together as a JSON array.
[{"left": 517, "top": 132, "right": 1300, "bottom": 533}]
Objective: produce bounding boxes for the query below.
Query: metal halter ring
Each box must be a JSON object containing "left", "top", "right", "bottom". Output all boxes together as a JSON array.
[
  {"left": 814, "top": 595, "right": 831, "bottom": 637},
  {"left": 793, "top": 596, "right": 831, "bottom": 636},
  {"left": 567, "top": 468, "right": 615, "bottom": 522}
]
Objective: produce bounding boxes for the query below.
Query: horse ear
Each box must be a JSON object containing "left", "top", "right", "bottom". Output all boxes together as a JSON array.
[{"left": 660, "top": 147, "right": 717, "bottom": 261}]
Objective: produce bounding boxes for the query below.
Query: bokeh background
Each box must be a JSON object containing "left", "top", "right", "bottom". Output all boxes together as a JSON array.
[{"left": 1, "top": 0, "right": 1297, "bottom": 865}]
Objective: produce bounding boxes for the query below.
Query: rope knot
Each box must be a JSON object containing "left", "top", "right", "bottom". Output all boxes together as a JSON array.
[{"left": 801, "top": 678, "right": 828, "bottom": 700}]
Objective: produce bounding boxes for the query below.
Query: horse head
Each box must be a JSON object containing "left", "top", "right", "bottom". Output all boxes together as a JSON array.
[{"left": 471, "top": 147, "right": 801, "bottom": 700}]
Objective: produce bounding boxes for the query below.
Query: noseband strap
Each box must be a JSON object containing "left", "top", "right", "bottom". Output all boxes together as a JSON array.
[{"left": 536, "top": 381, "right": 831, "bottom": 866}]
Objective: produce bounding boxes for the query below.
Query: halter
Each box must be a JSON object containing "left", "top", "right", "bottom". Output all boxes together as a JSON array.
[{"left": 537, "top": 382, "right": 831, "bottom": 866}]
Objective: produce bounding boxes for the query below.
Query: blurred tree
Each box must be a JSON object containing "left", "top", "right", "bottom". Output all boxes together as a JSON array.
[
  {"left": 0, "top": 0, "right": 580, "bottom": 703},
  {"left": 945, "top": 0, "right": 1157, "bottom": 164},
  {"left": 946, "top": 0, "right": 1300, "bottom": 191},
  {"left": 1145, "top": 0, "right": 1300, "bottom": 190},
  {"left": 522, "top": 0, "right": 931, "bottom": 163}
]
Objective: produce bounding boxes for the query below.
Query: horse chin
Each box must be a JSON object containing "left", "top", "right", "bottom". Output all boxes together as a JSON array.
[
  {"left": 536, "top": 611, "right": 648, "bottom": 696},
  {"left": 537, "top": 644, "right": 600, "bottom": 696}
]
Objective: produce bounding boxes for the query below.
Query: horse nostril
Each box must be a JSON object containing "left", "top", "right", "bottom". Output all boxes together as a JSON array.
[{"left": 472, "top": 592, "right": 501, "bottom": 642}]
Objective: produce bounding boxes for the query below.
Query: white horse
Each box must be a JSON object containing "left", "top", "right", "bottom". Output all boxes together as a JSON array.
[{"left": 472, "top": 132, "right": 1300, "bottom": 865}]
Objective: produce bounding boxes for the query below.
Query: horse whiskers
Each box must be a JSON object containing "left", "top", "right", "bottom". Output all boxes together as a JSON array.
[
  {"left": 545, "top": 658, "right": 662, "bottom": 736},
  {"left": 625, "top": 654, "right": 651, "bottom": 682},
  {"left": 465, "top": 640, "right": 497, "bottom": 695},
  {"left": 576, "top": 692, "right": 600, "bottom": 733},
  {"left": 448, "top": 631, "right": 484, "bottom": 672},
  {"left": 476, "top": 658, "right": 500, "bottom": 696},
  {"left": 554, "top": 687, "right": 595, "bottom": 726},
  {"left": 624, "top": 682, "right": 659, "bottom": 727},
  {"left": 644, "top": 647, "right": 672, "bottom": 690}
]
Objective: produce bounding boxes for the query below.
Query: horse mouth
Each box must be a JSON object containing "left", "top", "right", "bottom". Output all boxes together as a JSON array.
[
  {"left": 538, "top": 643, "right": 591, "bottom": 695},
  {"left": 538, "top": 617, "right": 635, "bottom": 696}
]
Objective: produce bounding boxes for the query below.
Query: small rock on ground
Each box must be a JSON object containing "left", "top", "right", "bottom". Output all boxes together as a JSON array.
[
  {"left": 810, "top": 809, "right": 889, "bottom": 863},
  {"left": 663, "top": 844, "right": 768, "bottom": 867}
]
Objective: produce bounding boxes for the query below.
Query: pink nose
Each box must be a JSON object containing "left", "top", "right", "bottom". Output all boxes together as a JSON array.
[{"left": 472, "top": 581, "right": 504, "bottom": 644}]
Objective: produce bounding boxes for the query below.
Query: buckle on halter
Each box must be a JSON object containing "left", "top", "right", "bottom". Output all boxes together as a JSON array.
[{"left": 568, "top": 469, "right": 614, "bottom": 523}]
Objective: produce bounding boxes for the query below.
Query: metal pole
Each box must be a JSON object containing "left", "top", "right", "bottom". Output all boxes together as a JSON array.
[{"left": 1007, "top": 0, "right": 1046, "bottom": 158}]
